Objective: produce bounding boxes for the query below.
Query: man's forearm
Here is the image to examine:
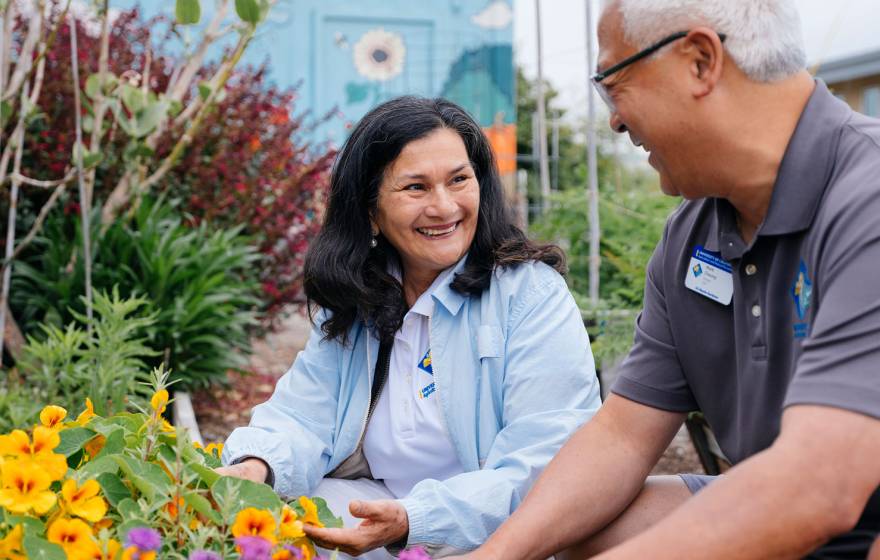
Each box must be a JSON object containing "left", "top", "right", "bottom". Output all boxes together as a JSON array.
[
  {"left": 479, "top": 399, "right": 683, "bottom": 560},
  {"left": 596, "top": 407, "right": 879, "bottom": 560}
]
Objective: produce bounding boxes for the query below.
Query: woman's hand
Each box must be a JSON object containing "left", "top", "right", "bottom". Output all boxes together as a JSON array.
[
  {"left": 214, "top": 458, "right": 269, "bottom": 483},
  {"left": 304, "top": 499, "right": 409, "bottom": 556}
]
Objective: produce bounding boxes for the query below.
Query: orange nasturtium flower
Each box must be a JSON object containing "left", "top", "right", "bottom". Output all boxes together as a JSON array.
[
  {"left": 278, "top": 504, "right": 305, "bottom": 540},
  {"left": 47, "top": 518, "right": 100, "bottom": 560},
  {"left": 298, "top": 496, "right": 325, "bottom": 528},
  {"left": 150, "top": 389, "right": 169, "bottom": 415},
  {"left": 121, "top": 547, "right": 157, "bottom": 560},
  {"left": 0, "top": 460, "right": 58, "bottom": 514},
  {"left": 61, "top": 479, "right": 108, "bottom": 522},
  {"left": 232, "top": 507, "right": 278, "bottom": 544},
  {"left": 0, "top": 427, "right": 68, "bottom": 480},
  {"left": 84, "top": 434, "right": 106, "bottom": 458},
  {"left": 89, "top": 538, "right": 121, "bottom": 560},
  {"left": 76, "top": 398, "right": 97, "bottom": 426},
  {"left": 40, "top": 405, "right": 68, "bottom": 429},
  {"left": 0, "top": 524, "right": 26, "bottom": 560}
]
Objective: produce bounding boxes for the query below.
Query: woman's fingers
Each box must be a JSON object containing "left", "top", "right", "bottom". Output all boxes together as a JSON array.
[{"left": 214, "top": 458, "right": 269, "bottom": 483}]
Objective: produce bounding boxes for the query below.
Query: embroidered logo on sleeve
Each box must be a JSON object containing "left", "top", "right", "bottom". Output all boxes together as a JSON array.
[
  {"left": 417, "top": 349, "right": 435, "bottom": 399},
  {"left": 791, "top": 259, "right": 813, "bottom": 339}
]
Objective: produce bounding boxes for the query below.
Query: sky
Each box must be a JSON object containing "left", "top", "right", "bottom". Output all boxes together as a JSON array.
[{"left": 514, "top": 0, "right": 880, "bottom": 120}]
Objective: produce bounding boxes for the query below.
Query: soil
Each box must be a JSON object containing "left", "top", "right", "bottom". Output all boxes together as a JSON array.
[{"left": 191, "top": 308, "right": 705, "bottom": 476}]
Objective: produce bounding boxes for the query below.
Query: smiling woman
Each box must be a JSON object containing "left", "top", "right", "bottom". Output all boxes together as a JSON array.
[{"left": 219, "top": 97, "right": 602, "bottom": 559}]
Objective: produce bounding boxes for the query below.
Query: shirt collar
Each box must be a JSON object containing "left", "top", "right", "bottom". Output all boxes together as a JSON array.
[
  {"left": 709, "top": 80, "right": 850, "bottom": 258},
  {"left": 400, "top": 256, "right": 469, "bottom": 319},
  {"left": 758, "top": 80, "right": 849, "bottom": 236}
]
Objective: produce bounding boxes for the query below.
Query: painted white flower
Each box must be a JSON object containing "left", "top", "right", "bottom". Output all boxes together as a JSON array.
[{"left": 352, "top": 28, "right": 406, "bottom": 82}]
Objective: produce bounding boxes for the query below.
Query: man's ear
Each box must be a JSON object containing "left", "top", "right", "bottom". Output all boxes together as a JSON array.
[{"left": 680, "top": 27, "right": 724, "bottom": 98}]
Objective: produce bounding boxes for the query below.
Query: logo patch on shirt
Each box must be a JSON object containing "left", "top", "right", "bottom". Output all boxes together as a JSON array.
[
  {"left": 417, "top": 349, "right": 435, "bottom": 399},
  {"left": 791, "top": 259, "right": 812, "bottom": 338},
  {"left": 417, "top": 349, "right": 433, "bottom": 375}
]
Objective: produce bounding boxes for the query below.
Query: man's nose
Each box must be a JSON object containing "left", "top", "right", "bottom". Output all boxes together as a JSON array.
[{"left": 609, "top": 111, "right": 628, "bottom": 134}]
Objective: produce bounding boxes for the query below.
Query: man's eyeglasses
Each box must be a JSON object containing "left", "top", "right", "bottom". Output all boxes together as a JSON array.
[{"left": 591, "top": 31, "right": 727, "bottom": 112}]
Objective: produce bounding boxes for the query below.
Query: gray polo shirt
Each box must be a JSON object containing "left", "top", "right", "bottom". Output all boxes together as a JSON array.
[{"left": 611, "top": 81, "right": 880, "bottom": 519}]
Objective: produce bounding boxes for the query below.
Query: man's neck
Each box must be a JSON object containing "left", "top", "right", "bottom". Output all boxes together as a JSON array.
[{"left": 713, "top": 73, "right": 815, "bottom": 244}]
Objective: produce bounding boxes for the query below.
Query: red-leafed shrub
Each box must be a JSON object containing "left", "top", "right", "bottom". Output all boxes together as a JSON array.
[{"left": 13, "top": 7, "right": 333, "bottom": 327}]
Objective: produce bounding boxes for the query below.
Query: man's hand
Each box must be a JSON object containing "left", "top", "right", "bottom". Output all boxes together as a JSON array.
[
  {"left": 304, "top": 499, "right": 409, "bottom": 556},
  {"left": 215, "top": 458, "right": 269, "bottom": 483}
]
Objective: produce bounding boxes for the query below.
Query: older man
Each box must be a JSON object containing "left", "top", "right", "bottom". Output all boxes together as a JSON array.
[{"left": 457, "top": 0, "right": 880, "bottom": 559}]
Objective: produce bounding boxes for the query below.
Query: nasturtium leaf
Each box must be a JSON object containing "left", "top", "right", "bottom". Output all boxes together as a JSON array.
[
  {"left": 112, "top": 455, "right": 172, "bottom": 501},
  {"left": 94, "top": 428, "right": 125, "bottom": 460},
  {"left": 77, "top": 455, "right": 119, "bottom": 479},
  {"left": 189, "top": 463, "right": 220, "bottom": 487},
  {"left": 6, "top": 515, "right": 45, "bottom": 535},
  {"left": 182, "top": 491, "right": 222, "bottom": 525},
  {"left": 175, "top": 0, "right": 201, "bottom": 24},
  {"left": 313, "top": 496, "right": 344, "bottom": 529},
  {"left": 235, "top": 0, "right": 260, "bottom": 23},
  {"left": 116, "top": 498, "right": 141, "bottom": 521},
  {"left": 212, "top": 475, "right": 282, "bottom": 520},
  {"left": 96, "top": 472, "right": 132, "bottom": 507},
  {"left": 22, "top": 535, "right": 66, "bottom": 560},
  {"left": 56, "top": 427, "right": 96, "bottom": 457}
]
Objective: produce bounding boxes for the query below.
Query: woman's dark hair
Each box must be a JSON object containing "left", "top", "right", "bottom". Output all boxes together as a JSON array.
[{"left": 304, "top": 96, "right": 565, "bottom": 344}]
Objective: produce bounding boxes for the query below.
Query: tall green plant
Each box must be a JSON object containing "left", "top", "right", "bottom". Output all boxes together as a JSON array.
[
  {"left": 9, "top": 198, "right": 261, "bottom": 389},
  {"left": 1, "top": 288, "right": 156, "bottom": 431}
]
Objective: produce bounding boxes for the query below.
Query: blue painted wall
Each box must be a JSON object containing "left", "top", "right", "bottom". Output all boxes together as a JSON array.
[{"left": 120, "top": 0, "right": 514, "bottom": 146}]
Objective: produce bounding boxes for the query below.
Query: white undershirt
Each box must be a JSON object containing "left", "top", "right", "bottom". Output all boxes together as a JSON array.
[{"left": 362, "top": 266, "right": 465, "bottom": 498}]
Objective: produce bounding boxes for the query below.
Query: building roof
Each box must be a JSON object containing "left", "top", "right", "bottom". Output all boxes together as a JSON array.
[{"left": 814, "top": 47, "right": 880, "bottom": 84}]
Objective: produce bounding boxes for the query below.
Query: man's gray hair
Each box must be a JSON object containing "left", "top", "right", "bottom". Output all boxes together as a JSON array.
[{"left": 612, "top": 0, "right": 806, "bottom": 82}]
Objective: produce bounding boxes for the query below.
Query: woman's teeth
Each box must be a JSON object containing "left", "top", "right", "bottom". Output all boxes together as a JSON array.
[{"left": 417, "top": 223, "right": 458, "bottom": 237}]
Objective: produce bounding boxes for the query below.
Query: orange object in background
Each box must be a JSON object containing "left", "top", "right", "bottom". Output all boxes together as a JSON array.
[{"left": 484, "top": 122, "right": 517, "bottom": 176}]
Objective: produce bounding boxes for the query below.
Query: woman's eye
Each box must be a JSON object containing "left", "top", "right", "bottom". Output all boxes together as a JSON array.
[
  {"left": 452, "top": 175, "right": 469, "bottom": 184},
  {"left": 403, "top": 183, "right": 425, "bottom": 191}
]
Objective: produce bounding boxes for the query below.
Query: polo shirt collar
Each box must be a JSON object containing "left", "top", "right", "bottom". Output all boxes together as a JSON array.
[
  {"left": 428, "top": 255, "right": 469, "bottom": 316},
  {"left": 759, "top": 80, "right": 849, "bottom": 236},
  {"left": 710, "top": 80, "right": 849, "bottom": 259}
]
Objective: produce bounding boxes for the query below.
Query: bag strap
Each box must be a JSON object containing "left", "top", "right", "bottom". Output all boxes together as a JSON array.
[{"left": 368, "top": 339, "right": 393, "bottom": 419}]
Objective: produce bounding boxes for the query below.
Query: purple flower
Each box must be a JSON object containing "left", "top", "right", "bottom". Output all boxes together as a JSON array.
[
  {"left": 280, "top": 545, "right": 303, "bottom": 560},
  {"left": 399, "top": 546, "right": 432, "bottom": 560},
  {"left": 235, "top": 536, "right": 273, "bottom": 560},
  {"left": 126, "top": 527, "right": 162, "bottom": 551},
  {"left": 189, "top": 551, "right": 222, "bottom": 560}
]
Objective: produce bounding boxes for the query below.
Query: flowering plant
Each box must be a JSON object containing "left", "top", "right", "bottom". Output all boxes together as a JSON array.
[{"left": 0, "top": 372, "right": 341, "bottom": 559}]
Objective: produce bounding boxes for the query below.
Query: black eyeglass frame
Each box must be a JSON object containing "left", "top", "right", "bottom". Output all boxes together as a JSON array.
[{"left": 592, "top": 30, "right": 727, "bottom": 83}]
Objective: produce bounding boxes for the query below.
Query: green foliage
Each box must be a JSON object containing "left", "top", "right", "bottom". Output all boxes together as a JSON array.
[
  {"left": 0, "top": 289, "right": 155, "bottom": 432},
  {"left": 175, "top": 0, "right": 201, "bottom": 25},
  {"left": 9, "top": 198, "right": 261, "bottom": 390}
]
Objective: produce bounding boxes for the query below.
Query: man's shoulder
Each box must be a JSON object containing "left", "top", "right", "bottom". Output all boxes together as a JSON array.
[{"left": 818, "top": 112, "right": 880, "bottom": 223}]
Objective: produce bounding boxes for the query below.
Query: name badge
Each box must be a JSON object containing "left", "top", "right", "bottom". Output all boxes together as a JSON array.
[{"left": 684, "top": 245, "right": 733, "bottom": 305}]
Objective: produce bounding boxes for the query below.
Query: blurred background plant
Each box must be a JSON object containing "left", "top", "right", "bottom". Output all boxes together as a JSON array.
[
  {"left": 9, "top": 197, "right": 260, "bottom": 390},
  {"left": 0, "top": 288, "right": 155, "bottom": 432},
  {"left": 0, "top": 0, "right": 332, "bottom": 391}
]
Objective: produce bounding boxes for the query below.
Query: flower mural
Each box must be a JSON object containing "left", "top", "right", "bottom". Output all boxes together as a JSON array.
[{"left": 352, "top": 28, "right": 407, "bottom": 82}]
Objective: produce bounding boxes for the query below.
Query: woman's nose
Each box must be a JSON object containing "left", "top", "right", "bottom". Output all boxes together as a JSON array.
[{"left": 426, "top": 185, "right": 457, "bottom": 216}]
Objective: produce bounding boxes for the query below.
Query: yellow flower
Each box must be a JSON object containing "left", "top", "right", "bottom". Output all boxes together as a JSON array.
[
  {"left": 205, "top": 442, "right": 223, "bottom": 457},
  {"left": 61, "top": 479, "right": 108, "bottom": 522},
  {"left": 0, "top": 460, "right": 58, "bottom": 514},
  {"left": 0, "top": 524, "right": 26, "bottom": 560},
  {"left": 89, "top": 538, "right": 121, "bottom": 560},
  {"left": 150, "top": 389, "right": 169, "bottom": 415},
  {"left": 160, "top": 419, "right": 176, "bottom": 435},
  {"left": 278, "top": 504, "right": 305, "bottom": 540},
  {"left": 231, "top": 507, "right": 277, "bottom": 544},
  {"left": 47, "top": 518, "right": 100, "bottom": 560},
  {"left": 76, "top": 398, "right": 97, "bottom": 426},
  {"left": 121, "top": 547, "right": 156, "bottom": 560},
  {"left": 0, "top": 427, "right": 68, "bottom": 481},
  {"left": 84, "top": 434, "right": 106, "bottom": 458},
  {"left": 40, "top": 405, "right": 68, "bottom": 429},
  {"left": 298, "top": 496, "right": 324, "bottom": 528}
]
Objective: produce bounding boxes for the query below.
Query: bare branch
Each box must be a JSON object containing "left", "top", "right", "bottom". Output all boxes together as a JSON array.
[
  {"left": 0, "top": 1, "right": 15, "bottom": 94},
  {"left": 5, "top": 179, "right": 67, "bottom": 265},
  {"left": 2, "top": 1, "right": 42, "bottom": 102},
  {"left": 8, "top": 167, "right": 76, "bottom": 188},
  {"left": 166, "top": 0, "right": 229, "bottom": 103}
]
